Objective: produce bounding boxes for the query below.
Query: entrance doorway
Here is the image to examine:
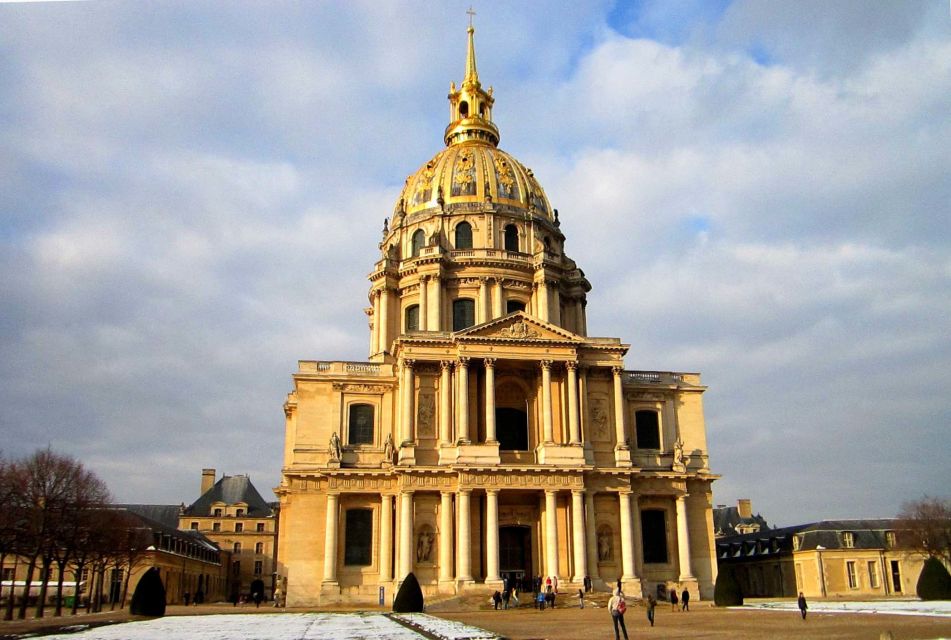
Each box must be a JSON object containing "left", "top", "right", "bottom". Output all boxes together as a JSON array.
[{"left": 499, "top": 525, "right": 532, "bottom": 589}]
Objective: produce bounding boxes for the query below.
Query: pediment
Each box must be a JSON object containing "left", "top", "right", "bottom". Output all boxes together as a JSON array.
[{"left": 456, "top": 312, "right": 582, "bottom": 343}]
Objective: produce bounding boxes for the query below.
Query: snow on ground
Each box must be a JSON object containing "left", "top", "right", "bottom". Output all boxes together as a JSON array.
[
  {"left": 36, "top": 613, "right": 449, "bottom": 640},
  {"left": 739, "top": 600, "right": 951, "bottom": 618},
  {"left": 394, "top": 613, "right": 500, "bottom": 639}
]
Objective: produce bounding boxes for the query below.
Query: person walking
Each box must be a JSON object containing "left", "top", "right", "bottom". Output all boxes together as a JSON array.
[
  {"left": 578, "top": 588, "right": 585, "bottom": 609},
  {"left": 608, "top": 588, "right": 629, "bottom": 640},
  {"left": 669, "top": 587, "right": 679, "bottom": 611},
  {"left": 681, "top": 587, "right": 690, "bottom": 611},
  {"left": 645, "top": 593, "right": 656, "bottom": 627},
  {"left": 502, "top": 588, "right": 511, "bottom": 610},
  {"left": 493, "top": 590, "right": 502, "bottom": 610},
  {"left": 536, "top": 590, "right": 546, "bottom": 610},
  {"left": 798, "top": 592, "right": 808, "bottom": 620}
]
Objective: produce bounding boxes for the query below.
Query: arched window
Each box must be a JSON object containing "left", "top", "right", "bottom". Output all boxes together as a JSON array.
[
  {"left": 641, "top": 510, "right": 668, "bottom": 564},
  {"left": 504, "top": 224, "right": 519, "bottom": 252},
  {"left": 404, "top": 304, "right": 419, "bottom": 332},
  {"left": 506, "top": 300, "right": 526, "bottom": 314},
  {"left": 348, "top": 404, "right": 374, "bottom": 445},
  {"left": 452, "top": 298, "right": 475, "bottom": 331},
  {"left": 411, "top": 229, "right": 425, "bottom": 257},
  {"left": 459, "top": 100, "right": 469, "bottom": 118},
  {"left": 635, "top": 410, "right": 661, "bottom": 449},
  {"left": 454, "top": 221, "right": 473, "bottom": 249}
]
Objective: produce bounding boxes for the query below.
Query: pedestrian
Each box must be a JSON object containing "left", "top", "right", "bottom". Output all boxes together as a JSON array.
[
  {"left": 502, "top": 589, "right": 511, "bottom": 609},
  {"left": 798, "top": 592, "right": 808, "bottom": 620},
  {"left": 669, "top": 587, "right": 678, "bottom": 611},
  {"left": 194, "top": 589, "right": 203, "bottom": 605},
  {"left": 536, "top": 590, "right": 546, "bottom": 610},
  {"left": 253, "top": 590, "right": 263, "bottom": 608},
  {"left": 493, "top": 590, "right": 502, "bottom": 610},
  {"left": 608, "top": 588, "right": 629, "bottom": 640},
  {"left": 645, "top": 593, "right": 656, "bottom": 627},
  {"left": 681, "top": 587, "right": 690, "bottom": 611},
  {"left": 183, "top": 591, "right": 191, "bottom": 606},
  {"left": 273, "top": 587, "right": 282, "bottom": 607},
  {"left": 584, "top": 575, "right": 592, "bottom": 593},
  {"left": 578, "top": 588, "right": 585, "bottom": 609}
]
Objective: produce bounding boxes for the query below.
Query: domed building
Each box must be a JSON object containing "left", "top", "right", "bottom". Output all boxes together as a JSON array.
[{"left": 275, "top": 23, "right": 718, "bottom": 606}]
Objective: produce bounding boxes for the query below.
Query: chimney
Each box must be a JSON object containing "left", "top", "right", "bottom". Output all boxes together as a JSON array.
[
  {"left": 201, "top": 468, "right": 216, "bottom": 495},
  {"left": 737, "top": 498, "right": 752, "bottom": 519}
]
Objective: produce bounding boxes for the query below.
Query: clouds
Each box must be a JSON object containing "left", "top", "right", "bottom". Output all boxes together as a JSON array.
[{"left": 0, "top": 1, "right": 948, "bottom": 524}]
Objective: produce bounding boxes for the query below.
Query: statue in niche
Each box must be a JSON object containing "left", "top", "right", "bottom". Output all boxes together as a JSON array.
[
  {"left": 328, "top": 432, "right": 342, "bottom": 462},
  {"left": 591, "top": 398, "right": 609, "bottom": 441},
  {"left": 672, "top": 437, "right": 686, "bottom": 472},
  {"left": 597, "top": 528, "right": 614, "bottom": 561},
  {"left": 382, "top": 433, "right": 395, "bottom": 465},
  {"left": 417, "top": 393, "right": 435, "bottom": 437},
  {"left": 416, "top": 528, "right": 435, "bottom": 563}
]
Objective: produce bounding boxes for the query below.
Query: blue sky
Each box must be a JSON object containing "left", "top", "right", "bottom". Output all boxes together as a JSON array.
[{"left": 1, "top": 0, "right": 949, "bottom": 526}]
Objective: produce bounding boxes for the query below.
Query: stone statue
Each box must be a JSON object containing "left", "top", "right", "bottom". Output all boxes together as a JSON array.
[
  {"left": 329, "top": 432, "right": 342, "bottom": 462},
  {"left": 672, "top": 437, "right": 686, "bottom": 472},
  {"left": 383, "top": 216, "right": 389, "bottom": 234},
  {"left": 382, "top": 433, "right": 395, "bottom": 464},
  {"left": 598, "top": 530, "right": 613, "bottom": 561},
  {"left": 416, "top": 530, "right": 434, "bottom": 563}
]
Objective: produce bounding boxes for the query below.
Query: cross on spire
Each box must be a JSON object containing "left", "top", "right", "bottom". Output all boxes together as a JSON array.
[{"left": 467, "top": 6, "right": 476, "bottom": 28}]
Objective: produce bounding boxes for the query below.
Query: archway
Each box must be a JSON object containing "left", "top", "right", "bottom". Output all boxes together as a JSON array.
[{"left": 499, "top": 525, "right": 532, "bottom": 588}]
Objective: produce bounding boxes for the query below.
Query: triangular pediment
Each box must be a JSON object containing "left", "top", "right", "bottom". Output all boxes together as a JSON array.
[{"left": 455, "top": 312, "right": 582, "bottom": 342}]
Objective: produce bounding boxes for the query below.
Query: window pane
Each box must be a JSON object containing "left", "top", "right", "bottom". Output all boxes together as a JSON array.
[
  {"left": 455, "top": 222, "right": 473, "bottom": 249},
  {"left": 641, "top": 510, "right": 668, "bottom": 564},
  {"left": 405, "top": 305, "right": 419, "bottom": 332},
  {"left": 344, "top": 509, "right": 373, "bottom": 566},
  {"left": 453, "top": 299, "right": 475, "bottom": 331},
  {"left": 348, "top": 404, "right": 374, "bottom": 445},
  {"left": 411, "top": 230, "right": 425, "bottom": 256},
  {"left": 506, "top": 300, "right": 525, "bottom": 313},
  {"left": 504, "top": 225, "right": 518, "bottom": 252},
  {"left": 635, "top": 411, "right": 661, "bottom": 449}
]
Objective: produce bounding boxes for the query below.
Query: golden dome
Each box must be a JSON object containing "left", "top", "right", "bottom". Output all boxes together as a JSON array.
[{"left": 394, "top": 24, "right": 554, "bottom": 221}]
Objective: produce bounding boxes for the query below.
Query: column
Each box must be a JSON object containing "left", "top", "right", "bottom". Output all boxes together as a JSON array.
[
  {"left": 566, "top": 362, "right": 581, "bottom": 445},
  {"left": 399, "top": 491, "right": 414, "bottom": 581},
  {"left": 676, "top": 494, "right": 694, "bottom": 579},
  {"left": 457, "top": 357, "right": 470, "bottom": 443},
  {"left": 540, "top": 361, "right": 554, "bottom": 443},
  {"left": 401, "top": 359, "right": 415, "bottom": 445},
  {"left": 550, "top": 283, "right": 561, "bottom": 326},
  {"left": 478, "top": 277, "right": 489, "bottom": 324},
  {"left": 579, "top": 366, "right": 589, "bottom": 444},
  {"left": 537, "top": 280, "right": 550, "bottom": 321},
  {"left": 456, "top": 489, "right": 473, "bottom": 581},
  {"left": 485, "top": 490, "right": 500, "bottom": 582},
  {"left": 418, "top": 276, "right": 428, "bottom": 331},
  {"left": 484, "top": 358, "right": 497, "bottom": 443},
  {"left": 631, "top": 492, "right": 643, "bottom": 577},
  {"left": 439, "top": 360, "right": 453, "bottom": 445},
  {"left": 571, "top": 490, "right": 587, "bottom": 581},
  {"left": 372, "top": 291, "right": 381, "bottom": 354},
  {"left": 322, "top": 493, "right": 339, "bottom": 583},
  {"left": 618, "top": 491, "right": 636, "bottom": 580},
  {"left": 379, "top": 286, "right": 390, "bottom": 353},
  {"left": 431, "top": 274, "right": 442, "bottom": 331},
  {"left": 492, "top": 278, "right": 503, "bottom": 318},
  {"left": 575, "top": 300, "right": 584, "bottom": 336},
  {"left": 544, "top": 490, "right": 559, "bottom": 578},
  {"left": 584, "top": 491, "right": 599, "bottom": 581},
  {"left": 380, "top": 494, "right": 393, "bottom": 582},
  {"left": 612, "top": 366, "right": 627, "bottom": 447},
  {"left": 439, "top": 492, "right": 454, "bottom": 582}
]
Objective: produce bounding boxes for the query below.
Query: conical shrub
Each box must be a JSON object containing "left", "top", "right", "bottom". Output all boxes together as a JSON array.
[
  {"left": 392, "top": 572, "right": 424, "bottom": 613},
  {"left": 917, "top": 557, "right": 951, "bottom": 600},
  {"left": 713, "top": 567, "right": 744, "bottom": 606},
  {"left": 130, "top": 567, "right": 167, "bottom": 616}
]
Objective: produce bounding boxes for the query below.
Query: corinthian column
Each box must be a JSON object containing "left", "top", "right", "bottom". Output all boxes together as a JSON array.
[
  {"left": 618, "top": 491, "right": 637, "bottom": 581},
  {"left": 492, "top": 278, "right": 503, "bottom": 318},
  {"left": 456, "top": 489, "right": 473, "bottom": 581},
  {"left": 612, "top": 366, "right": 626, "bottom": 448},
  {"left": 545, "top": 490, "right": 559, "bottom": 578},
  {"left": 478, "top": 277, "right": 489, "bottom": 324},
  {"left": 484, "top": 358, "right": 497, "bottom": 443},
  {"left": 485, "top": 490, "right": 500, "bottom": 582},
  {"left": 379, "top": 494, "right": 393, "bottom": 582},
  {"left": 372, "top": 290, "right": 381, "bottom": 354},
  {"left": 439, "top": 360, "right": 453, "bottom": 446},
  {"left": 399, "top": 491, "right": 414, "bottom": 581},
  {"left": 537, "top": 280, "right": 549, "bottom": 322},
  {"left": 439, "top": 491, "right": 454, "bottom": 582},
  {"left": 322, "top": 493, "right": 339, "bottom": 583},
  {"left": 571, "top": 490, "right": 587, "bottom": 582},
  {"left": 566, "top": 361, "right": 581, "bottom": 445},
  {"left": 540, "top": 360, "right": 554, "bottom": 443},
  {"left": 401, "top": 359, "right": 415, "bottom": 445},
  {"left": 584, "top": 491, "right": 599, "bottom": 582},
  {"left": 457, "top": 357, "right": 470, "bottom": 443},
  {"left": 431, "top": 274, "right": 442, "bottom": 331},
  {"left": 418, "top": 275, "right": 428, "bottom": 331},
  {"left": 676, "top": 494, "right": 694, "bottom": 579}
]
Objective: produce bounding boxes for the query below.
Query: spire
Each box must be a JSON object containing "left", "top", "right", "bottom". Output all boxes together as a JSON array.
[
  {"left": 464, "top": 24, "right": 479, "bottom": 88},
  {"left": 444, "top": 14, "right": 499, "bottom": 147}
]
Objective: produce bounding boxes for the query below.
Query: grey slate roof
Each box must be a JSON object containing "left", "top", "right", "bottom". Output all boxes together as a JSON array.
[
  {"left": 794, "top": 519, "right": 900, "bottom": 551},
  {"left": 713, "top": 505, "right": 771, "bottom": 537},
  {"left": 182, "top": 474, "right": 274, "bottom": 517},
  {"left": 111, "top": 505, "right": 220, "bottom": 552},
  {"left": 116, "top": 503, "right": 183, "bottom": 529}
]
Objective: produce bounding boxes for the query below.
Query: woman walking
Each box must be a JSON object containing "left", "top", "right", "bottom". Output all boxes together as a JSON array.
[
  {"left": 608, "top": 588, "right": 629, "bottom": 640},
  {"left": 645, "top": 593, "right": 656, "bottom": 627}
]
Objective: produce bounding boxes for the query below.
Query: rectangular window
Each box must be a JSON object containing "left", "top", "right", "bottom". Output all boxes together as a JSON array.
[
  {"left": 255, "top": 542, "right": 264, "bottom": 554},
  {"left": 236, "top": 509, "right": 245, "bottom": 517},
  {"left": 885, "top": 531, "right": 896, "bottom": 548},
  {"left": 868, "top": 561, "right": 880, "bottom": 588},
  {"left": 405, "top": 305, "right": 419, "bottom": 332},
  {"left": 235, "top": 522, "right": 244, "bottom": 532},
  {"left": 213, "top": 508, "right": 222, "bottom": 517},
  {"left": 452, "top": 299, "right": 475, "bottom": 331},
  {"left": 190, "top": 521, "right": 199, "bottom": 530},
  {"left": 348, "top": 404, "right": 375, "bottom": 445},
  {"left": 212, "top": 522, "right": 221, "bottom": 532},
  {"left": 640, "top": 509, "right": 668, "bottom": 564},
  {"left": 842, "top": 532, "right": 854, "bottom": 548},
  {"left": 254, "top": 560, "right": 263, "bottom": 575},
  {"left": 846, "top": 561, "right": 858, "bottom": 589},
  {"left": 890, "top": 560, "right": 902, "bottom": 592},
  {"left": 2, "top": 568, "right": 14, "bottom": 581},
  {"left": 233, "top": 542, "right": 241, "bottom": 555},
  {"left": 506, "top": 300, "right": 525, "bottom": 314},
  {"left": 344, "top": 509, "right": 373, "bottom": 566},
  {"left": 257, "top": 523, "right": 265, "bottom": 532},
  {"left": 634, "top": 410, "right": 661, "bottom": 449}
]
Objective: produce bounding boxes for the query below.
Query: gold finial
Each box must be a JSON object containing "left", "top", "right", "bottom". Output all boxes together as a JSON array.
[{"left": 464, "top": 8, "right": 479, "bottom": 86}]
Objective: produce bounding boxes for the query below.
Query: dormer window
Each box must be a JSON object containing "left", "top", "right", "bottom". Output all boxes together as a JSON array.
[
  {"left": 236, "top": 508, "right": 244, "bottom": 517},
  {"left": 885, "top": 531, "right": 896, "bottom": 548},
  {"left": 793, "top": 535, "right": 801, "bottom": 551},
  {"left": 842, "top": 531, "right": 855, "bottom": 548}
]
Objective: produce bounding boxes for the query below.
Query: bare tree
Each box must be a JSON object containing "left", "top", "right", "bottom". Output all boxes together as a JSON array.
[
  {"left": 0, "top": 455, "right": 23, "bottom": 621},
  {"left": 897, "top": 496, "right": 951, "bottom": 564}
]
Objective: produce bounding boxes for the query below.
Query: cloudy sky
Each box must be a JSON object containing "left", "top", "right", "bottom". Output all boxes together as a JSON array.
[{"left": 1, "top": 0, "right": 948, "bottom": 526}]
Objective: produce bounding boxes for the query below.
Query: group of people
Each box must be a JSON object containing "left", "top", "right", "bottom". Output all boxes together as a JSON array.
[{"left": 608, "top": 583, "right": 690, "bottom": 640}]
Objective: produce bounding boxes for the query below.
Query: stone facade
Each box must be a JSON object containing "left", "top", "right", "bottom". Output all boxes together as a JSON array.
[{"left": 275, "top": 24, "right": 719, "bottom": 606}]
